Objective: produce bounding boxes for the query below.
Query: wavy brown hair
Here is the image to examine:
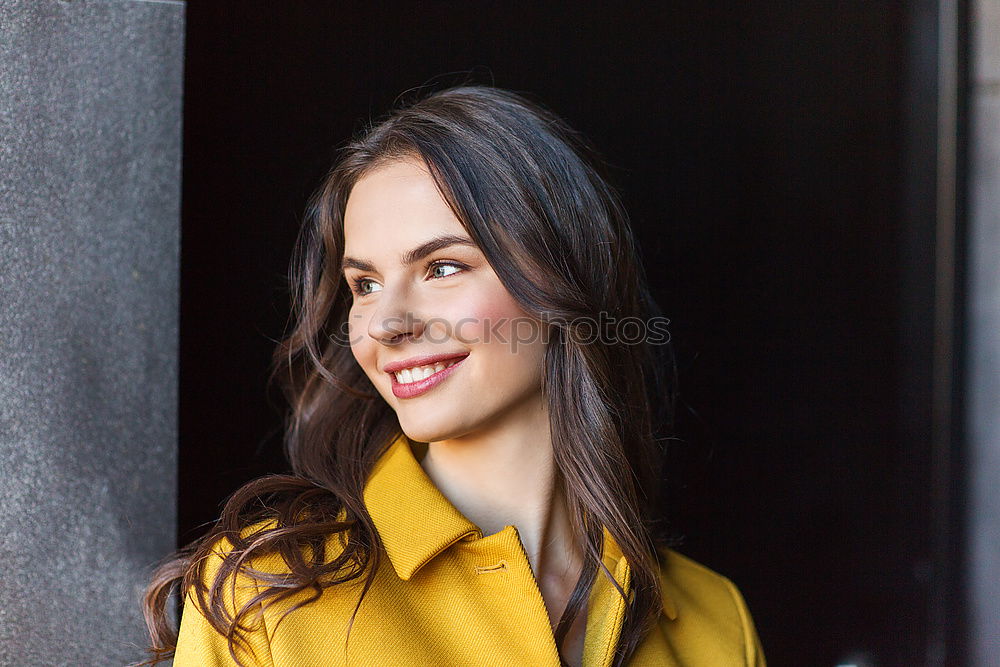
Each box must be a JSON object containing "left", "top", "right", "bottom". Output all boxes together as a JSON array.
[{"left": 136, "top": 84, "right": 678, "bottom": 667}]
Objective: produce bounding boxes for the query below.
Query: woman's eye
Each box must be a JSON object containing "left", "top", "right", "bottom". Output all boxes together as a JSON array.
[
  {"left": 429, "top": 262, "right": 464, "bottom": 279},
  {"left": 351, "top": 277, "right": 381, "bottom": 296}
]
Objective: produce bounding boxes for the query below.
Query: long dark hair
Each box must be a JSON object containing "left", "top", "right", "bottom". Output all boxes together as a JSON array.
[{"left": 137, "top": 84, "right": 678, "bottom": 667}]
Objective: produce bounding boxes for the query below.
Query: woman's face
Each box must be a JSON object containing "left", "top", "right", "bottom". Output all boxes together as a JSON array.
[{"left": 342, "top": 156, "right": 548, "bottom": 443}]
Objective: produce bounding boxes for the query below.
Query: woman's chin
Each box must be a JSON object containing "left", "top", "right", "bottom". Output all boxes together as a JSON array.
[{"left": 398, "top": 413, "right": 470, "bottom": 445}]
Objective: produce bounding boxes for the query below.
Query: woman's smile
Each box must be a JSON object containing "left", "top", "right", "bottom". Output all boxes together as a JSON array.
[{"left": 386, "top": 352, "right": 470, "bottom": 399}]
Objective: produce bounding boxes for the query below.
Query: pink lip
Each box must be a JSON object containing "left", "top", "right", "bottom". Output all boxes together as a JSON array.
[{"left": 388, "top": 354, "right": 469, "bottom": 399}]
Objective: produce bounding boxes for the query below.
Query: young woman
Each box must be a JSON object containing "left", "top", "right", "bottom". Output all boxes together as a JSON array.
[{"left": 138, "top": 85, "right": 766, "bottom": 667}]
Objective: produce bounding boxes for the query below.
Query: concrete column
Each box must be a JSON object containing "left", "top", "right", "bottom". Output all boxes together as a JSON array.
[
  {"left": 968, "top": 2, "right": 1000, "bottom": 663},
  {"left": 0, "top": 1, "right": 183, "bottom": 665}
]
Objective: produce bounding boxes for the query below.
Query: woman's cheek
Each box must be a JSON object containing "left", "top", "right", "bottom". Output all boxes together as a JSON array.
[
  {"left": 348, "top": 315, "right": 379, "bottom": 378},
  {"left": 456, "top": 282, "right": 531, "bottom": 346}
]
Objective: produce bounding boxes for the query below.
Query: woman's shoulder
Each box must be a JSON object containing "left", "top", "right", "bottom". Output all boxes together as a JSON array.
[
  {"left": 175, "top": 516, "right": 354, "bottom": 666},
  {"left": 175, "top": 520, "right": 284, "bottom": 667},
  {"left": 655, "top": 545, "right": 747, "bottom": 605},
  {"left": 654, "top": 545, "right": 766, "bottom": 665},
  {"left": 198, "top": 515, "right": 350, "bottom": 575},
  {"left": 196, "top": 519, "right": 284, "bottom": 568}
]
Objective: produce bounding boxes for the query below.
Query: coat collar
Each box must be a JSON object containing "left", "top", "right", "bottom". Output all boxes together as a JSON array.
[
  {"left": 362, "top": 432, "right": 482, "bottom": 581},
  {"left": 362, "top": 432, "right": 677, "bottom": 620}
]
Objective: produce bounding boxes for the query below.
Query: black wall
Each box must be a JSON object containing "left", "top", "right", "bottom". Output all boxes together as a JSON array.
[{"left": 181, "top": 3, "right": 963, "bottom": 664}]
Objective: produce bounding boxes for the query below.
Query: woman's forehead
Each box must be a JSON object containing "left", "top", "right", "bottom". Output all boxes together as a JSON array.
[{"left": 344, "top": 159, "right": 467, "bottom": 252}]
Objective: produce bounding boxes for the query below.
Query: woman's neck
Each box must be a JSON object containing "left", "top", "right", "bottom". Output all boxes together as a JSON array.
[{"left": 417, "top": 398, "right": 582, "bottom": 585}]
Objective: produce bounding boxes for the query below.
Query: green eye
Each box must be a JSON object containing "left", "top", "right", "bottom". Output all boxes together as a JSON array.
[
  {"left": 351, "top": 277, "right": 381, "bottom": 296},
  {"left": 430, "top": 263, "right": 463, "bottom": 279}
]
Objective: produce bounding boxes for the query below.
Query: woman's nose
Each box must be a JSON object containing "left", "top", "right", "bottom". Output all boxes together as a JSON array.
[{"left": 367, "top": 286, "right": 426, "bottom": 345}]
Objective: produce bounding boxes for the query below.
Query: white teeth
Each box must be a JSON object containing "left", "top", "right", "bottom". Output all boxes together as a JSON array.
[{"left": 393, "top": 359, "right": 460, "bottom": 384}]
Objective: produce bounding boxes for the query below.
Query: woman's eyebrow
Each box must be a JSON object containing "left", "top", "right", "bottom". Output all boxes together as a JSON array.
[
  {"left": 341, "top": 234, "right": 477, "bottom": 274},
  {"left": 402, "top": 234, "right": 478, "bottom": 265}
]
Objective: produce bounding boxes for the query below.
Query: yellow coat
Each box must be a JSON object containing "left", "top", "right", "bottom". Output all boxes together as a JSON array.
[{"left": 174, "top": 434, "right": 766, "bottom": 666}]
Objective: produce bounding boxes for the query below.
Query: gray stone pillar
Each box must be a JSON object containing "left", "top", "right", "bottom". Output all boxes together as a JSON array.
[
  {"left": 968, "top": 2, "right": 1000, "bottom": 664},
  {"left": 0, "top": 1, "right": 184, "bottom": 665}
]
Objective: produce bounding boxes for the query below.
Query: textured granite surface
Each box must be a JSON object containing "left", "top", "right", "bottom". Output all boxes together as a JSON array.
[
  {"left": 0, "top": 1, "right": 184, "bottom": 665},
  {"left": 969, "top": 1, "right": 1000, "bottom": 663}
]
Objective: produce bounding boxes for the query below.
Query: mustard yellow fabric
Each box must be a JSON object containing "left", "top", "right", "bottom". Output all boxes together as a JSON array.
[{"left": 173, "top": 434, "right": 767, "bottom": 666}]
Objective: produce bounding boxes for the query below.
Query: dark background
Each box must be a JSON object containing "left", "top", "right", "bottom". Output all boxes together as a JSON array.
[{"left": 179, "top": 3, "right": 967, "bottom": 665}]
